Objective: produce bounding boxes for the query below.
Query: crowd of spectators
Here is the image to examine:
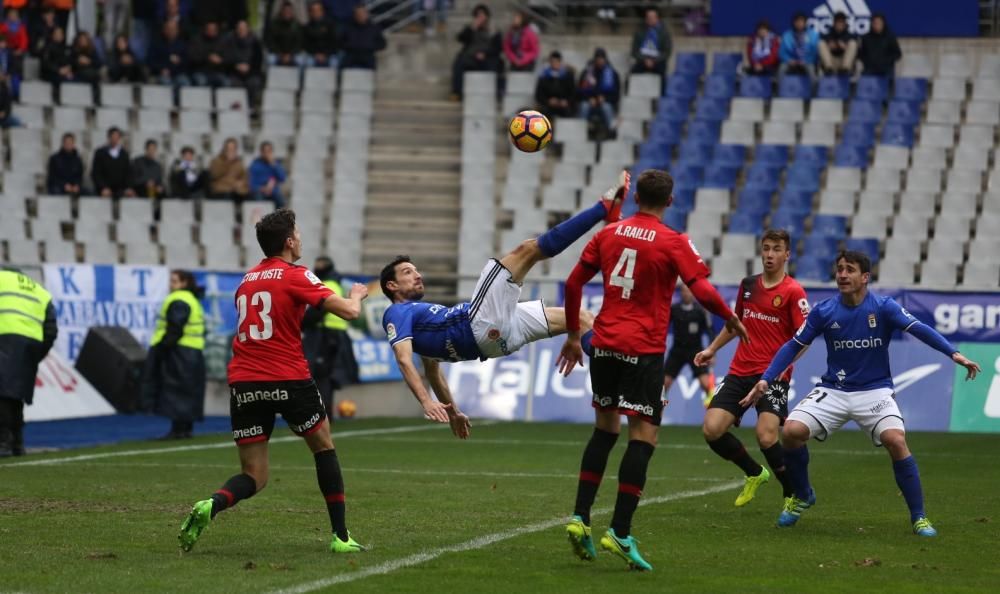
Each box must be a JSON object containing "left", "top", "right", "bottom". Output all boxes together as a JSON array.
[
  {"left": 44, "top": 125, "right": 288, "bottom": 208},
  {"left": 745, "top": 12, "right": 901, "bottom": 78}
]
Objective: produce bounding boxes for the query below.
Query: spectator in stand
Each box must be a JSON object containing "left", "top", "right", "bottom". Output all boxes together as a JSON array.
[
  {"left": 108, "top": 34, "right": 146, "bottom": 83},
  {"left": 29, "top": 7, "right": 57, "bottom": 57},
  {"left": 779, "top": 12, "right": 819, "bottom": 76},
  {"left": 46, "top": 133, "right": 84, "bottom": 196},
  {"left": 819, "top": 12, "right": 857, "bottom": 75},
  {"left": 208, "top": 137, "right": 248, "bottom": 201},
  {"left": 70, "top": 31, "right": 102, "bottom": 86},
  {"left": 451, "top": 4, "right": 501, "bottom": 99},
  {"left": 159, "top": 0, "right": 194, "bottom": 40},
  {"left": 131, "top": 0, "right": 158, "bottom": 61},
  {"left": 535, "top": 50, "right": 576, "bottom": 119},
  {"left": 302, "top": 1, "right": 337, "bottom": 68},
  {"left": 0, "top": 7, "right": 27, "bottom": 95},
  {"left": 131, "top": 139, "right": 165, "bottom": 198},
  {"left": 39, "top": 27, "right": 71, "bottom": 83},
  {"left": 502, "top": 11, "right": 539, "bottom": 73},
  {"left": 326, "top": 0, "right": 356, "bottom": 31},
  {"left": 630, "top": 6, "right": 671, "bottom": 76},
  {"left": 92, "top": 127, "right": 135, "bottom": 198},
  {"left": 858, "top": 13, "right": 901, "bottom": 77},
  {"left": 745, "top": 20, "right": 780, "bottom": 76},
  {"left": 189, "top": 21, "right": 228, "bottom": 87},
  {"left": 0, "top": 71, "right": 20, "bottom": 127},
  {"left": 97, "top": 0, "right": 128, "bottom": 50},
  {"left": 339, "top": 4, "right": 386, "bottom": 70},
  {"left": 45, "top": 0, "right": 73, "bottom": 32},
  {"left": 248, "top": 141, "right": 287, "bottom": 208},
  {"left": 577, "top": 47, "right": 620, "bottom": 140},
  {"left": 0, "top": 37, "right": 17, "bottom": 97},
  {"left": 265, "top": 1, "right": 302, "bottom": 67},
  {"left": 192, "top": 0, "right": 246, "bottom": 30},
  {"left": 149, "top": 20, "right": 189, "bottom": 86},
  {"left": 169, "top": 145, "right": 207, "bottom": 199},
  {"left": 224, "top": 20, "right": 263, "bottom": 106}
]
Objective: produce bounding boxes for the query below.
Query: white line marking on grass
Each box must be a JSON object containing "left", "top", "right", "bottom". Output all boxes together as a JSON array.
[
  {"left": 266, "top": 481, "right": 742, "bottom": 594},
  {"left": 1, "top": 423, "right": 452, "bottom": 468}
]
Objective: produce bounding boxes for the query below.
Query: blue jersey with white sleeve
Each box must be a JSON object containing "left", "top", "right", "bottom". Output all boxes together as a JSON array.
[
  {"left": 791, "top": 291, "right": 918, "bottom": 392},
  {"left": 382, "top": 301, "right": 482, "bottom": 362}
]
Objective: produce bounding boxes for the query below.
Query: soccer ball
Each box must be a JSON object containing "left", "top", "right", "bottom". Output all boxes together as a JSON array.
[
  {"left": 508, "top": 110, "right": 553, "bottom": 153},
  {"left": 336, "top": 399, "right": 357, "bottom": 419}
]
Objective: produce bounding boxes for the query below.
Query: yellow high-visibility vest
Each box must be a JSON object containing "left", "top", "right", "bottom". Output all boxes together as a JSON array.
[
  {"left": 323, "top": 280, "right": 349, "bottom": 331},
  {"left": 0, "top": 270, "right": 51, "bottom": 342},
  {"left": 150, "top": 289, "right": 205, "bottom": 350}
]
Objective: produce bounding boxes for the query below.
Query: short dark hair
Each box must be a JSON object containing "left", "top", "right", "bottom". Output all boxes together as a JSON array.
[
  {"left": 549, "top": 50, "right": 562, "bottom": 60},
  {"left": 107, "top": 126, "right": 122, "bottom": 138},
  {"left": 836, "top": 250, "right": 872, "bottom": 274},
  {"left": 259, "top": 140, "right": 273, "bottom": 152},
  {"left": 635, "top": 169, "right": 673, "bottom": 209},
  {"left": 761, "top": 228, "right": 791, "bottom": 250},
  {"left": 171, "top": 269, "right": 197, "bottom": 290},
  {"left": 755, "top": 19, "right": 771, "bottom": 32},
  {"left": 472, "top": 4, "right": 490, "bottom": 18},
  {"left": 833, "top": 11, "right": 848, "bottom": 22},
  {"left": 380, "top": 255, "right": 412, "bottom": 300},
  {"left": 256, "top": 208, "right": 296, "bottom": 257},
  {"left": 145, "top": 138, "right": 157, "bottom": 149},
  {"left": 62, "top": 132, "right": 75, "bottom": 142},
  {"left": 180, "top": 145, "right": 195, "bottom": 156},
  {"left": 792, "top": 11, "right": 807, "bottom": 23}
]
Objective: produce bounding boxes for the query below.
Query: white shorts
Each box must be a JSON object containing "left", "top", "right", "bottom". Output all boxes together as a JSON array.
[
  {"left": 468, "top": 259, "right": 551, "bottom": 359},
  {"left": 787, "top": 386, "right": 905, "bottom": 446}
]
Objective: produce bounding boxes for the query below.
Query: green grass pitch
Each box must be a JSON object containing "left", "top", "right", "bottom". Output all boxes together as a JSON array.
[{"left": 2, "top": 418, "right": 999, "bottom": 593}]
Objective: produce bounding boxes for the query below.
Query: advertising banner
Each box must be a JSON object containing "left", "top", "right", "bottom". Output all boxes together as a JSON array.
[
  {"left": 949, "top": 343, "right": 1000, "bottom": 433},
  {"left": 26, "top": 351, "right": 116, "bottom": 421},
  {"left": 710, "top": 0, "right": 979, "bottom": 37}
]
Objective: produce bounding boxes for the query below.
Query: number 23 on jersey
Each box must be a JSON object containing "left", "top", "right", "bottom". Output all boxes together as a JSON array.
[{"left": 237, "top": 291, "right": 273, "bottom": 341}]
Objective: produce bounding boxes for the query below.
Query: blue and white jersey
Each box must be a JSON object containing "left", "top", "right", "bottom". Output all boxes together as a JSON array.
[
  {"left": 793, "top": 291, "right": 918, "bottom": 392},
  {"left": 382, "top": 301, "right": 482, "bottom": 362}
]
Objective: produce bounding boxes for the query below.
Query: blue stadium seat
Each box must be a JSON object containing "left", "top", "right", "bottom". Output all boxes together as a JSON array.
[
  {"left": 844, "top": 237, "right": 881, "bottom": 264},
  {"left": 856, "top": 75, "right": 890, "bottom": 101},
  {"left": 671, "top": 163, "right": 704, "bottom": 187},
  {"left": 744, "top": 164, "right": 782, "bottom": 192},
  {"left": 801, "top": 236, "right": 840, "bottom": 257},
  {"left": 893, "top": 77, "right": 928, "bottom": 103},
  {"left": 795, "top": 255, "right": 835, "bottom": 281},
  {"left": 847, "top": 99, "right": 883, "bottom": 124},
  {"left": 657, "top": 97, "right": 691, "bottom": 122},
  {"left": 770, "top": 211, "right": 808, "bottom": 238},
  {"left": 736, "top": 189, "right": 773, "bottom": 215},
  {"left": 663, "top": 208, "right": 688, "bottom": 230},
  {"left": 880, "top": 122, "right": 916, "bottom": 147},
  {"left": 816, "top": 76, "right": 850, "bottom": 99},
  {"left": 812, "top": 214, "right": 848, "bottom": 237},
  {"left": 886, "top": 100, "right": 922, "bottom": 125},
  {"left": 638, "top": 139, "right": 674, "bottom": 163},
  {"left": 832, "top": 144, "right": 867, "bottom": 168},
  {"left": 729, "top": 211, "right": 766, "bottom": 234},
  {"left": 712, "top": 144, "right": 747, "bottom": 167},
  {"left": 753, "top": 144, "right": 789, "bottom": 166},
  {"left": 779, "top": 190, "right": 813, "bottom": 213},
  {"left": 702, "top": 164, "right": 739, "bottom": 189},
  {"left": 686, "top": 120, "right": 721, "bottom": 144},
  {"left": 666, "top": 74, "right": 699, "bottom": 99},
  {"left": 841, "top": 122, "right": 876, "bottom": 148},
  {"left": 672, "top": 187, "right": 696, "bottom": 211},
  {"left": 675, "top": 140, "right": 714, "bottom": 164},
  {"left": 674, "top": 52, "right": 707, "bottom": 77},
  {"left": 785, "top": 166, "right": 821, "bottom": 193},
  {"left": 792, "top": 145, "right": 829, "bottom": 169},
  {"left": 704, "top": 74, "right": 737, "bottom": 99},
  {"left": 778, "top": 75, "right": 812, "bottom": 99},
  {"left": 648, "top": 119, "right": 683, "bottom": 144},
  {"left": 739, "top": 76, "right": 772, "bottom": 98},
  {"left": 694, "top": 97, "right": 730, "bottom": 121},
  {"left": 712, "top": 52, "right": 743, "bottom": 75}
]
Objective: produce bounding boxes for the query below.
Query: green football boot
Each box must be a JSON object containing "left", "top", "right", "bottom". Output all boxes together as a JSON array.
[
  {"left": 734, "top": 467, "right": 771, "bottom": 507},
  {"left": 178, "top": 499, "right": 213, "bottom": 552},
  {"left": 600, "top": 529, "right": 652, "bottom": 571},
  {"left": 913, "top": 517, "right": 938, "bottom": 537},
  {"left": 330, "top": 532, "right": 366, "bottom": 553},
  {"left": 566, "top": 515, "right": 597, "bottom": 561}
]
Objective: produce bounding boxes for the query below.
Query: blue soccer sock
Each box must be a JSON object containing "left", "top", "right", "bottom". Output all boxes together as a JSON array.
[
  {"left": 536, "top": 201, "right": 607, "bottom": 258},
  {"left": 892, "top": 455, "right": 925, "bottom": 522},
  {"left": 581, "top": 330, "right": 594, "bottom": 357},
  {"left": 784, "top": 445, "right": 813, "bottom": 501}
]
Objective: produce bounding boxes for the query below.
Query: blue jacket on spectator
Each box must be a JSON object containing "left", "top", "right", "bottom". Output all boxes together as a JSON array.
[
  {"left": 780, "top": 27, "right": 819, "bottom": 65},
  {"left": 249, "top": 158, "right": 286, "bottom": 192},
  {"left": 148, "top": 36, "right": 188, "bottom": 76}
]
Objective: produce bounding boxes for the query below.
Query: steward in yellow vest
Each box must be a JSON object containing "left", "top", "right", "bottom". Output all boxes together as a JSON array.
[
  {"left": 0, "top": 267, "right": 58, "bottom": 457},
  {"left": 142, "top": 269, "right": 206, "bottom": 439}
]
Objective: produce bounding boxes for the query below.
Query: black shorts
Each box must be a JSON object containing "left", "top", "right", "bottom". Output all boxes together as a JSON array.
[
  {"left": 708, "top": 374, "right": 789, "bottom": 427},
  {"left": 663, "top": 347, "right": 710, "bottom": 379},
  {"left": 229, "top": 380, "right": 327, "bottom": 444},
  {"left": 590, "top": 347, "right": 664, "bottom": 426}
]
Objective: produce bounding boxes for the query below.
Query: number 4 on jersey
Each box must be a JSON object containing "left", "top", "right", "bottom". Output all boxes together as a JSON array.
[{"left": 610, "top": 248, "right": 637, "bottom": 299}]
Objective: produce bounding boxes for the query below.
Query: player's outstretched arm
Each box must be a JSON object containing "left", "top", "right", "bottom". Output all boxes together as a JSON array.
[
  {"left": 422, "top": 357, "right": 471, "bottom": 439},
  {"left": 557, "top": 262, "right": 597, "bottom": 377},
  {"left": 694, "top": 326, "right": 738, "bottom": 367},
  {"left": 740, "top": 338, "right": 805, "bottom": 407},
  {"left": 905, "top": 321, "right": 981, "bottom": 380},
  {"left": 687, "top": 277, "right": 749, "bottom": 343},
  {"left": 322, "top": 282, "right": 369, "bottom": 320},
  {"left": 391, "top": 340, "right": 452, "bottom": 424}
]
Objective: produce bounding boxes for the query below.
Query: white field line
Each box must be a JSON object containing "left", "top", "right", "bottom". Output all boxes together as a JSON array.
[
  {"left": 266, "top": 480, "right": 743, "bottom": 594},
  {"left": 1, "top": 423, "right": 453, "bottom": 468}
]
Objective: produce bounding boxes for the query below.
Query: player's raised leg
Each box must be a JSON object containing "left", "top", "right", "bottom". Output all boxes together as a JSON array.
[
  {"left": 879, "top": 428, "right": 936, "bottom": 536},
  {"left": 600, "top": 416, "right": 656, "bottom": 571},
  {"left": 303, "top": 419, "right": 366, "bottom": 552},
  {"left": 776, "top": 420, "right": 816, "bottom": 527},
  {"left": 500, "top": 171, "right": 629, "bottom": 284},
  {"left": 179, "top": 442, "right": 268, "bottom": 552},
  {"left": 702, "top": 405, "right": 769, "bottom": 507},
  {"left": 566, "top": 408, "right": 620, "bottom": 561}
]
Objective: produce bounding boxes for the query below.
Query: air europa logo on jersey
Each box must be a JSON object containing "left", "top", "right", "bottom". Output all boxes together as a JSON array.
[
  {"left": 810, "top": 0, "right": 871, "bottom": 35},
  {"left": 832, "top": 337, "right": 883, "bottom": 350}
]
